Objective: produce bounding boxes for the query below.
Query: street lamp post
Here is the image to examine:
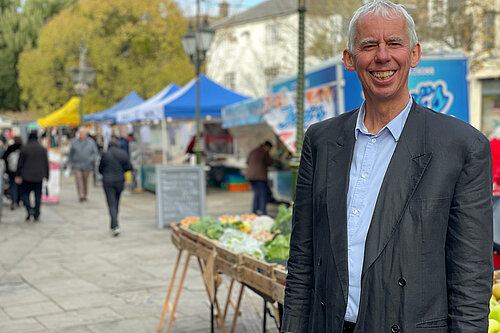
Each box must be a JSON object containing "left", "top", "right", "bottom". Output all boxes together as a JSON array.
[
  {"left": 69, "top": 40, "right": 96, "bottom": 126},
  {"left": 181, "top": 1, "right": 215, "bottom": 165},
  {"left": 291, "top": 0, "right": 306, "bottom": 199}
]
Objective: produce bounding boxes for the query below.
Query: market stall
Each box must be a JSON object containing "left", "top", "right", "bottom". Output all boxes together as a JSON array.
[
  {"left": 37, "top": 97, "right": 81, "bottom": 127},
  {"left": 118, "top": 75, "right": 248, "bottom": 192},
  {"left": 221, "top": 84, "right": 337, "bottom": 202},
  {"left": 157, "top": 207, "right": 292, "bottom": 333},
  {"left": 83, "top": 90, "right": 144, "bottom": 123}
]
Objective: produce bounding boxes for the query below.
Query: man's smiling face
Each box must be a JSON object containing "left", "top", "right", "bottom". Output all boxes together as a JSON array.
[{"left": 343, "top": 13, "right": 421, "bottom": 106}]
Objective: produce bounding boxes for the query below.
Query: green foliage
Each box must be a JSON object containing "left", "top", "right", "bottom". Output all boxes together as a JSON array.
[
  {"left": 0, "top": 0, "right": 76, "bottom": 111},
  {"left": 18, "top": 0, "right": 193, "bottom": 116}
]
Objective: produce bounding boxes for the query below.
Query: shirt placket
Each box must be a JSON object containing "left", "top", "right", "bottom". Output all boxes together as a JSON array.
[{"left": 348, "top": 135, "right": 378, "bottom": 239}]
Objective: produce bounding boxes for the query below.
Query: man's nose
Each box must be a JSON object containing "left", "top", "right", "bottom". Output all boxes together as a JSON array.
[{"left": 375, "top": 44, "right": 391, "bottom": 62}]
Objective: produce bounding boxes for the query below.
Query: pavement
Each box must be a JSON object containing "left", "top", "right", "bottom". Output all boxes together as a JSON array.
[{"left": 0, "top": 176, "right": 281, "bottom": 333}]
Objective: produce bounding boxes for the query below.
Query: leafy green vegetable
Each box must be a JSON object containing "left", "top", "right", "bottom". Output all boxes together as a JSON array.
[
  {"left": 271, "top": 204, "right": 293, "bottom": 235},
  {"left": 188, "top": 216, "right": 225, "bottom": 240},
  {"left": 263, "top": 234, "right": 290, "bottom": 261},
  {"left": 206, "top": 224, "right": 225, "bottom": 239}
]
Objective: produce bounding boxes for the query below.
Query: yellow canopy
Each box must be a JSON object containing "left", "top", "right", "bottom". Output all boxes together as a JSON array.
[{"left": 38, "top": 97, "right": 81, "bottom": 127}]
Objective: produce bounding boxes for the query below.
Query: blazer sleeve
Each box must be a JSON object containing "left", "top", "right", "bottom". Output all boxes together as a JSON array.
[
  {"left": 281, "top": 129, "right": 314, "bottom": 333},
  {"left": 446, "top": 134, "right": 493, "bottom": 332}
]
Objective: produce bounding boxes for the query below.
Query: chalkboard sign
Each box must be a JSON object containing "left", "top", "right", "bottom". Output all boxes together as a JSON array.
[{"left": 156, "top": 165, "right": 206, "bottom": 229}]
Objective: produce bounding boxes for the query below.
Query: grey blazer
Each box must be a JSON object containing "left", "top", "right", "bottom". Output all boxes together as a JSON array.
[{"left": 282, "top": 102, "right": 493, "bottom": 332}]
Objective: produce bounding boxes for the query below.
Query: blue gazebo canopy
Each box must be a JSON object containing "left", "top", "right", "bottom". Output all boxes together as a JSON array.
[
  {"left": 160, "top": 74, "right": 249, "bottom": 119},
  {"left": 84, "top": 91, "right": 144, "bottom": 122}
]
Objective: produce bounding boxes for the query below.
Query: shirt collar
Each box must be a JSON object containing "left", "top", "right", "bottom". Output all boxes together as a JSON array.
[{"left": 355, "top": 97, "right": 413, "bottom": 141}]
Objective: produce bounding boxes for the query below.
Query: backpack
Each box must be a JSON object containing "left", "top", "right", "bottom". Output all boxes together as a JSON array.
[{"left": 7, "top": 149, "right": 19, "bottom": 173}]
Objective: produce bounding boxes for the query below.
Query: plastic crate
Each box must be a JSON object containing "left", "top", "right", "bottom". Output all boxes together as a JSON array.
[{"left": 226, "top": 183, "right": 251, "bottom": 192}]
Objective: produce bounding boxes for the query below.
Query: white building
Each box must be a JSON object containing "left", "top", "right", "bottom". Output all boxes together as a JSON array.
[{"left": 206, "top": 0, "right": 342, "bottom": 98}]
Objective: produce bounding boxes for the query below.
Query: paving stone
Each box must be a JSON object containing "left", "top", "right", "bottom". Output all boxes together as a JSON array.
[
  {"left": 0, "top": 281, "right": 48, "bottom": 306},
  {"left": 87, "top": 316, "right": 158, "bottom": 333},
  {"left": 3, "top": 300, "right": 62, "bottom": 319},
  {"left": 31, "top": 278, "right": 101, "bottom": 298},
  {"left": 51, "top": 292, "right": 125, "bottom": 311},
  {"left": 0, "top": 318, "right": 44, "bottom": 333},
  {"left": 36, "top": 307, "right": 122, "bottom": 329}
]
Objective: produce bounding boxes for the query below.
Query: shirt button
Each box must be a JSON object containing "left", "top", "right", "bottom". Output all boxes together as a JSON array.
[
  {"left": 361, "top": 173, "right": 367, "bottom": 178},
  {"left": 320, "top": 302, "right": 326, "bottom": 311},
  {"left": 353, "top": 209, "right": 358, "bottom": 215},
  {"left": 398, "top": 278, "right": 406, "bottom": 287},
  {"left": 371, "top": 138, "right": 376, "bottom": 143},
  {"left": 391, "top": 324, "right": 400, "bottom": 333}
]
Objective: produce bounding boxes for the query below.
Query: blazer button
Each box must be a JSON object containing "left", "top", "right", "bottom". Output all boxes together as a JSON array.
[
  {"left": 320, "top": 302, "right": 326, "bottom": 311},
  {"left": 391, "top": 324, "right": 400, "bottom": 333},
  {"left": 398, "top": 278, "right": 406, "bottom": 287},
  {"left": 317, "top": 257, "right": 322, "bottom": 266}
]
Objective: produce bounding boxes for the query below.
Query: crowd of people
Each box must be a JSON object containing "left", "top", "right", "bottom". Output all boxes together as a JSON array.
[{"left": 0, "top": 127, "right": 133, "bottom": 237}]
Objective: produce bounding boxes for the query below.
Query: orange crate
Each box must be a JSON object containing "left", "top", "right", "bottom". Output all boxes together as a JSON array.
[{"left": 226, "top": 183, "right": 251, "bottom": 191}]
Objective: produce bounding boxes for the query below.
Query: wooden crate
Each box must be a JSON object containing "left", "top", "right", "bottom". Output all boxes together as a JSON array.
[
  {"left": 272, "top": 282, "right": 285, "bottom": 304},
  {"left": 179, "top": 225, "right": 200, "bottom": 242},
  {"left": 237, "top": 254, "right": 276, "bottom": 298},
  {"left": 215, "top": 245, "right": 241, "bottom": 280}
]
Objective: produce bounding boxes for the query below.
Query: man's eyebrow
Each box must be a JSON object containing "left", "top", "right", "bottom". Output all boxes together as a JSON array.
[
  {"left": 387, "top": 36, "right": 404, "bottom": 42},
  {"left": 359, "top": 38, "right": 378, "bottom": 47}
]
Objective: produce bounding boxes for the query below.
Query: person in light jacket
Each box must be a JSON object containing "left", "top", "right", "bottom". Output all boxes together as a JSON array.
[{"left": 68, "top": 127, "right": 98, "bottom": 202}]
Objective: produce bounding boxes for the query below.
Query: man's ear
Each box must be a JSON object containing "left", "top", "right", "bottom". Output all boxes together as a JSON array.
[
  {"left": 410, "top": 43, "right": 421, "bottom": 68},
  {"left": 343, "top": 49, "right": 355, "bottom": 72}
]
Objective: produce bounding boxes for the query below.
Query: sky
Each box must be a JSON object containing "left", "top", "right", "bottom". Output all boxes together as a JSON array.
[{"left": 178, "top": 0, "right": 267, "bottom": 17}]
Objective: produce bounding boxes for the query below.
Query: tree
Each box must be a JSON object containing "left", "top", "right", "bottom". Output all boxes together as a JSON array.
[
  {"left": 18, "top": 0, "right": 193, "bottom": 116},
  {"left": 0, "top": 0, "right": 76, "bottom": 111},
  {"left": 306, "top": 0, "right": 364, "bottom": 60}
]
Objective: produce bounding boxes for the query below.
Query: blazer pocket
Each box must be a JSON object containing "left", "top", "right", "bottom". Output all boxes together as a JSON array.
[{"left": 415, "top": 317, "right": 447, "bottom": 329}]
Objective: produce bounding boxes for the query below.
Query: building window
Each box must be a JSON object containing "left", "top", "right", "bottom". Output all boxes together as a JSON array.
[
  {"left": 224, "top": 72, "right": 236, "bottom": 90},
  {"left": 484, "top": 11, "right": 496, "bottom": 50},
  {"left": 428, "top": 0, "right": 447, "bottom": 27},
  {"left": 264, "top": 66, "right": 280, "bottom": 88},
  {"left": 265, "top": 23, "right": 280, "bottom": 45}
]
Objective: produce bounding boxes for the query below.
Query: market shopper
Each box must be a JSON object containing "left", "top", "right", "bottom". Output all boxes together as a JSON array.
[
  {"left": 67, "top": 127, "right": 98, "bottom": 202},
  {"left": 15, "top": 131, "right": 49, "bottom": 222},
  {"left": 246, "top": 141, "right": 274, "bottom": 215},
  {"left": 282, "top": 1, "right": 493, "bottom": 332},
  {"left": 98, "top": 139, "right": 132, "bottom": 236},
  {"left": 2, "top": 136, "right": 23, "bottom": 210}
]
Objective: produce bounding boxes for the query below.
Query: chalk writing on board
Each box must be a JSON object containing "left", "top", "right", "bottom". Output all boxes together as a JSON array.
[{"left": 156, "top": 166, "right": 206, "bottom": 228}]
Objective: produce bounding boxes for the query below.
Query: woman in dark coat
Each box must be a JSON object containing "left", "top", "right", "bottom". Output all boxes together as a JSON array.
[
  {"left": 98, "top": 140, "right": 132, "bottom": 236},
  {"left": 2, "top": 136, "right": 23, "bottom": 210}
]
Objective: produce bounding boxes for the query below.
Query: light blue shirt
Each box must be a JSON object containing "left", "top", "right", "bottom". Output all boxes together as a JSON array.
[{"left": 344, "top": 98, "right": 412, "bottom": 322}]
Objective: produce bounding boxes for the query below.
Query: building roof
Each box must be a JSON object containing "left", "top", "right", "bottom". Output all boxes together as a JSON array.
[{"left": 212, "top": 0, "right": 298, "bottom": 29}]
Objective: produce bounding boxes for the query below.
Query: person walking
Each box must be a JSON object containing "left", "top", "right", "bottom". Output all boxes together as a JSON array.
[
  {"left": 98, "top": 139, "right": 132, "bottom": 236},
  {"left": 67, "top": 127, "right": 98, "bottom": 202},
  {"left": 15, "top": 131, "right": 49, "bottom": 222},
  {"left": 282, "top": 1, "right": 493, "bottom": 332},
  {"left": 246, "top": 141, "right": 274, "bottom": 215},
  {"left": 2, "top": 136, "right": 23, "bottom": 210}
]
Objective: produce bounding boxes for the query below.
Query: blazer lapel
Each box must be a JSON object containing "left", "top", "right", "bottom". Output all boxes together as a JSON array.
[
  {"left": 326, "top": 110, "right": 358, "bottom": 303},
  {"left": 362, "top": 103, "right": 432, "bottom": 276}
]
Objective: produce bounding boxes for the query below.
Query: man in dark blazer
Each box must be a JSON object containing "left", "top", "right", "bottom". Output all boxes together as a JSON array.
[
  {"left": 15, "top": 131, "right": 49, "bottom": 222},
  {"left": 282, "top": 1, "right": 493, "bottom": 332}
]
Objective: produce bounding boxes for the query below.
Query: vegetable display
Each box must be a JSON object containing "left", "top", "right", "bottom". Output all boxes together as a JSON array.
[{"left": 181, "top": 204, "right": 292, "bottom": 262}]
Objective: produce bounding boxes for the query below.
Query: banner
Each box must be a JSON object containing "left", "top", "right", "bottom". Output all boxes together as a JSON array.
[{"left": 263, "top": 86, "right": 337, "bottom": 153}]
